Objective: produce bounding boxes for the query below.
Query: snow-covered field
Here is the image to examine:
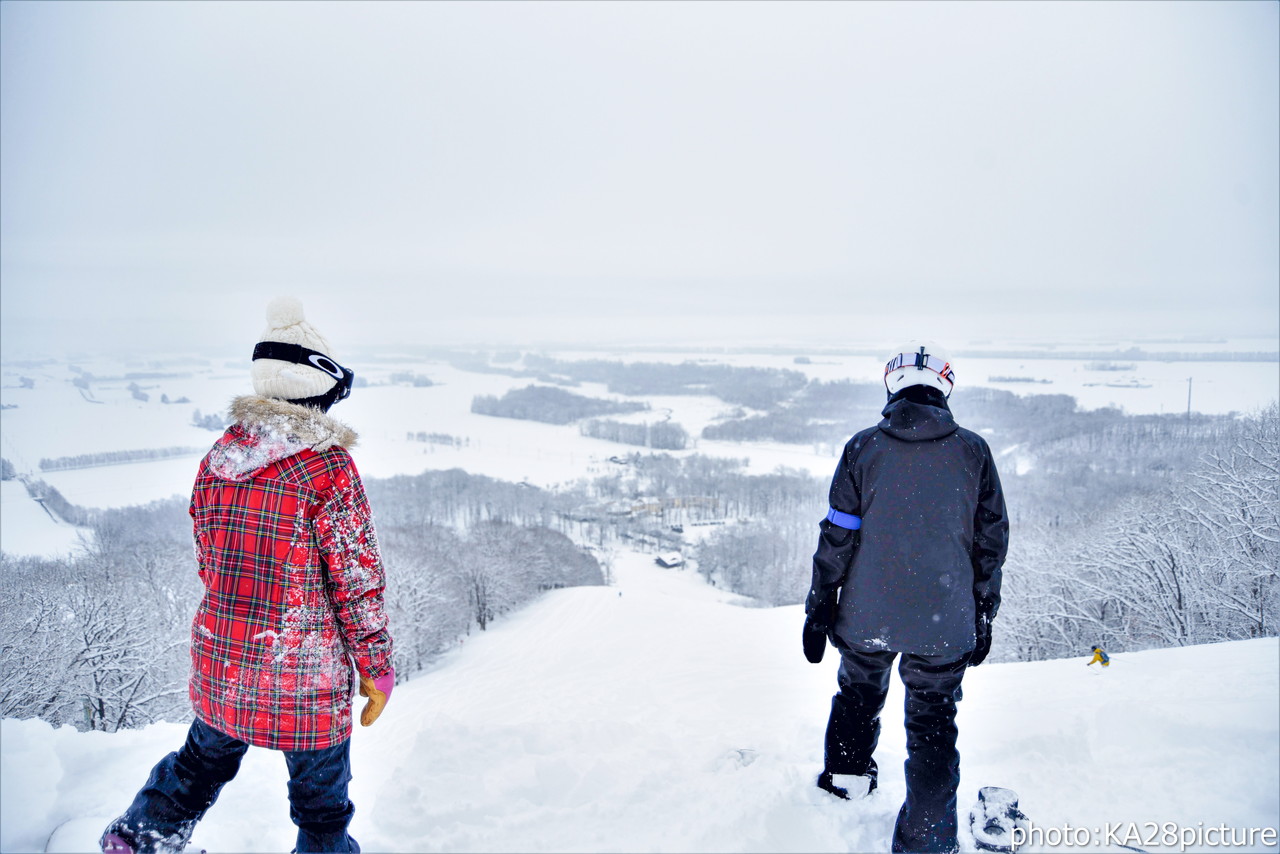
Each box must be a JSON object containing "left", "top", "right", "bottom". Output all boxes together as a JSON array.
[
  {"left": 2, "top": 343, "right": 1277, "bottom": 557},
  {"left": 3, "top": 551, "right": 1276, "bottom": 853},
  {"left": 554, "top": 342, "right": 1280, "bottom": 417},
  {"left": 0, "top": 480, "right": 85, "bottom": 558}
]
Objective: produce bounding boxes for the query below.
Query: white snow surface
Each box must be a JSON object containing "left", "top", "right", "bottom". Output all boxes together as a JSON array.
[
  {"left": 2, "top": 552, "right": 1277, "bottom": 853},
  {"left": 0, "top": 480, "right": 86, "bottom": 558}
]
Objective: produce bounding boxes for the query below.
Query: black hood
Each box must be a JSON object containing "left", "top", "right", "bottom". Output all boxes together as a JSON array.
[{"left": 879, "top": 388, "right": 958, "bottom": 442}]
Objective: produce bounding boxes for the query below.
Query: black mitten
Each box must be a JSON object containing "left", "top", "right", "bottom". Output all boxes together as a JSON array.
[
  {"left": 803, "top": 588, "right": 838, "bottom": 664},
  {"left": 803, "top": 618, "right": 828, "bottom": 663},
  {"left": 970, "top": 610, "right": 994, "bottom": 666}
]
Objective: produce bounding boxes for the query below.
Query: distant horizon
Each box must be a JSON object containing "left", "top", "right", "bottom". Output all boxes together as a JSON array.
[
  {"left": 3, "top": 325, "right": 1277, "bottom": 368},
  {"left": 2, "top": 302, "right": 1278, "bottom": 364}
]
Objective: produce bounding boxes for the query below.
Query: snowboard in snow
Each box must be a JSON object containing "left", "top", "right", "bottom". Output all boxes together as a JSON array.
[{"left": 969, "top": 786, "right": 1029, "bottom": 853}]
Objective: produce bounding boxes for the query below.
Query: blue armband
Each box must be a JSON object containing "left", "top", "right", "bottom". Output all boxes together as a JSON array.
[{"left": 825, "top": 508, "right": 861, "bottom": 530}]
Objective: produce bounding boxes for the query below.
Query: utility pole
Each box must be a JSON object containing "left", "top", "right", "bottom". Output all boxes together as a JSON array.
[{"left": 1186, "top": 377, "right": 1193, "bottom": 422}]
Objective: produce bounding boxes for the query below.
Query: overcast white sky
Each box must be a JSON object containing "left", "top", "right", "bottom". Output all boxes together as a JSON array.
[{"left": 1, "top": 0, "right": 1277, "bottom": 356}]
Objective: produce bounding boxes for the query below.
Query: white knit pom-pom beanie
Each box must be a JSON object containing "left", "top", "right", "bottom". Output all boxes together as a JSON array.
[{"left": 251, "top": 297, "right": 340, "bottom": 402}]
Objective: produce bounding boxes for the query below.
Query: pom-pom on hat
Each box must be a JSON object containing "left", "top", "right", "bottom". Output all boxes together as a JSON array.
[{"left": 251, "top": 297, "right": 341, "bottom": 402}]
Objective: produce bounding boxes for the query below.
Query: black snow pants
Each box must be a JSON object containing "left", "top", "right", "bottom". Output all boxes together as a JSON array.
[{"left": 824, "top": 646, "right": 970, "bottom": 854}]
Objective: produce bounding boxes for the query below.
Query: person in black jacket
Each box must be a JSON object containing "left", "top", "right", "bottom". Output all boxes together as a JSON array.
[{"left": 803, "top": 343, "right": 1009, "bottom": 854}]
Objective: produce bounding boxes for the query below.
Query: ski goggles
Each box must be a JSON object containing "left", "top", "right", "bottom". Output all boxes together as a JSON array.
[
  {"left": 252, "top": 341, "right": 355, "bottom": 403},
  {"left": 884, "top": 351, "right": 955, "bottom": 388}
]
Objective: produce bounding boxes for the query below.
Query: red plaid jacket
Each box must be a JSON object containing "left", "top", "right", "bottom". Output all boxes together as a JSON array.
[{"left": 189, "top": 396, "right": 393, "bottom": 751}]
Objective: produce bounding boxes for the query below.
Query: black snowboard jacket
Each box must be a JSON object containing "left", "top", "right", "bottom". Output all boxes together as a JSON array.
[{"left": 807, "top": 393, "right": 1008, "bottom": 656}]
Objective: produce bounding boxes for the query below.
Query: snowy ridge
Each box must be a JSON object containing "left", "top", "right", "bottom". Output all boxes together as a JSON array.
[{"left": 3, "top": 552, "right": 1277, "bottom": 853}]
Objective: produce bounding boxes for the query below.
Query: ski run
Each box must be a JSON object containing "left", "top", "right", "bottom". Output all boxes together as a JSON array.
[{"left": 3, "top": 551, "right": 1277, "bottom": 853}]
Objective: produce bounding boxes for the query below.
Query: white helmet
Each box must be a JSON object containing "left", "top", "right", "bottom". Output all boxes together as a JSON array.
[{"left": 884, "top": 342, "right": 955, "bottom": 398}]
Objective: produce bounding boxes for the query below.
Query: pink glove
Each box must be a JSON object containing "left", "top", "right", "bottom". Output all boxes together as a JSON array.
[{"left": 358, "top": 669, "right": 394, "bottom": 727}]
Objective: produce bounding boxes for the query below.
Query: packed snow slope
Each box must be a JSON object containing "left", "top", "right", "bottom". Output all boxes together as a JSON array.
[{"left": 3, "top": 552, "right": 1277, "bottom": 853}]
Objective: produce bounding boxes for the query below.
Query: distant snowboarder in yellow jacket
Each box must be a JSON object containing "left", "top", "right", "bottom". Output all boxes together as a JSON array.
[{"left": 1087, "top": 646, "right": 1110, "bottom": 667}]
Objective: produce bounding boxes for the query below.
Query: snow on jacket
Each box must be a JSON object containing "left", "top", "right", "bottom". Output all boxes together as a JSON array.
[
  {"left": 188, "top": 395, "right": 393, "bottom": 751},
  {"left": 809, "top": 393, "right": 1009, "bottom": 656}
]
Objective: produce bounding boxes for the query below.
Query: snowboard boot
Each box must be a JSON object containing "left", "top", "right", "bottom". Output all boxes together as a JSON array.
[
  {"left": 817, "top": 769, "right": 878, "bottom": 800},
  {"left": 99, "top": 828, "right": 204, "bottom": 854},
  {"left": 101, "top": 834, "right": 134, "bottom": 854}
]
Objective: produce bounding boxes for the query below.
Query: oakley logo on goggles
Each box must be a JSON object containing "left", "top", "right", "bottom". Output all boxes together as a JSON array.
[{"left": 252, "top": 341, "right": 355, "bottom": 402}]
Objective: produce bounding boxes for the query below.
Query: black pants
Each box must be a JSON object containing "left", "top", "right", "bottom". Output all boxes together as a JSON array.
[{"left": 824, "top": 647, "right": 970, "bottom": 854}]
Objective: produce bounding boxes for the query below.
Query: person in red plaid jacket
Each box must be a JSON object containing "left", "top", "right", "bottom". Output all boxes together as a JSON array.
[{"left": 103, "top": 298, "right": 394, "bottom": 854}]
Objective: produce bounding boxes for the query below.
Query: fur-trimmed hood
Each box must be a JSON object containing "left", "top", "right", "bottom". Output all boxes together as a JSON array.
[
  {"left": 228, "top": 395, "right": 358, "bottom": 450},
  {"left": 207, "top": 395, "right": 359, "bottom": 482}
]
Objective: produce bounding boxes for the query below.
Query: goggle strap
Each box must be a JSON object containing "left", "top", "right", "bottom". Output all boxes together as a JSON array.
[
  {"left": 885, "top": 353, "right": 953, "bottom": 378},
  {"left": 252, "top": 341, "right": 349, "bottom": 381},
  {"left": 253, "top": 341, "right": 354, "bottom": 405}
]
